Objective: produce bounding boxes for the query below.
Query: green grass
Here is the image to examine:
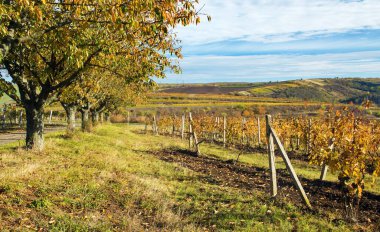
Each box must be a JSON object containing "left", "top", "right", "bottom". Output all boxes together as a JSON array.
[{"left": 0, "top": 124, "right": 365, "bottom": 231}]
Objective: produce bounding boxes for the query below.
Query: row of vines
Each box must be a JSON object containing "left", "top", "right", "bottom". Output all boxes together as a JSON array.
[{"left": 143, "top": 107, "right": 380, "bottom": 220}]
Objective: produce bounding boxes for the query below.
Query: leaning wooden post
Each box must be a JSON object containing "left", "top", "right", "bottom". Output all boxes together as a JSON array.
[
  {"left": 270, "top": 125, "right": 312, "bottom": 209},
  {"left": 223, "top": 115, "right": 227, "bottom": 147},
  {"left": 257, "top": 117, "right": 261, "bottom": 147},
  {"left": 181, "top": 114, "right": 185, "bottom": 140},
  {"left": 266, "top": 115, "right": 277, "bottom": 197}
]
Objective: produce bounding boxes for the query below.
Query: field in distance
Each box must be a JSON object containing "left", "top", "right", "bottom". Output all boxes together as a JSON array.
[{"left": 140, "top": 78, "right": 380, "bottom": 116}]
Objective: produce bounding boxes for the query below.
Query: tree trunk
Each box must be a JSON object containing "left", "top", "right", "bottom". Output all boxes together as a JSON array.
[
  {"left": 92, "top": 111, "right": 99, "bottom": 123},
  {"left": 105, "top": 113, "right": 110, "bottom": 122},
  {"left": 25, "top": 103, "right": 44, "bottom": 151},
  {"left": 81, "top": 109, "right": 91, "bottom": 131},
  {"left": 91, "top": 112, "right": 96, "bottom": 124},
  {"left": 100, "top": 112, "right": 104, "bottom": 123},
  {"left": 64, "top": 105, "right": 77, "bottom": 133}
]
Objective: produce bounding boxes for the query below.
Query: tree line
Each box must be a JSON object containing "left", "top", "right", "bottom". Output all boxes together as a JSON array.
[{"left": 0, "top": 0, "right": 208, "bottom": 150}]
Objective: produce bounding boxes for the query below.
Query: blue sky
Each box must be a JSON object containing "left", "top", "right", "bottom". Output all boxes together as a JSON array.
[{"left": 160, "top": 0, "right": 380, "bottom": 83}]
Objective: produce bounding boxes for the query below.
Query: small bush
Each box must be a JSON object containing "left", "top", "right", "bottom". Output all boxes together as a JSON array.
[{"left": 110, "top": 114, "right": 126, "bottom": 123}]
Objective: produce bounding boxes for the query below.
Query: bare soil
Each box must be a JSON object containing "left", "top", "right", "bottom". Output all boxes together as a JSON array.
[{"left": 149, "top": 148, "right": 380, "bottom": 230}]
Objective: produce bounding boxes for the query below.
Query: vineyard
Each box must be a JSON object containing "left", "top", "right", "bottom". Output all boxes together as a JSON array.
[{"left": 142, "top": 107, "right": 380, "bottom": 222}]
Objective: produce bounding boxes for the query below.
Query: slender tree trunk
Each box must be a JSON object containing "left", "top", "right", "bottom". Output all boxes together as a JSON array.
[
  {"left": 91, "top": 111, "right": 99, "bottom": 126},
  {"left": 91, "top": 111, "right": 97, "bottom": 124},
  {"left": 105, "top": 113, "right": 110, "bottom": 122},
  {"left": 63, "top": 105, "right": 77, "bottom": 133},
  {"left": 81, "top": 109, "right": 91, "bottom": 131},
  {"left": 99, "top": 112, "right": 104, "bottom": 123},
  {"left": 95, "top": 112, "right": 99, "bottom": 122},
  {"left": 25, "top": 102, "right": 44, "bottom": 151}
]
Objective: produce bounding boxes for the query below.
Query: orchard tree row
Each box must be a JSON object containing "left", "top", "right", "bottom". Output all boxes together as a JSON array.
[{"left": 0, "top": 0, "right": 208, "bottom": 150}]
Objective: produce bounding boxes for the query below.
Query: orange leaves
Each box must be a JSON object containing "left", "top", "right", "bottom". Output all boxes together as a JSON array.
[
  {"left": 308, "top": 108, "right": 380, "bottom": 200},
  {"left": 32, "top": 5, "right": 43, "bottom": 21}
]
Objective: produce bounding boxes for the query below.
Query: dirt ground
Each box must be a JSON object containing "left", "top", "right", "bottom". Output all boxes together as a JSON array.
[{"left": 150, "top": 148, "right": 380, "bottom": 230}]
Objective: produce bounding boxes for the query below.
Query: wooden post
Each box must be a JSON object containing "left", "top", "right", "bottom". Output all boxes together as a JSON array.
[
  {"left": 189, "top": 112, "right": 201, "bottom": 156},
  {"left": 266, "top": 115, "right": 277, "bottom": 197},
  {"left": 257, "top": 117, "right": 261, "bottom": 147},
  {"left": 320, "top": 138, "right": 333, "bottom": 181},
  {"left": 189, "top": 113, "right": 193, "bottom": 149},
  {"left": 49, "top": 110, "right": 53, "bottom": 124},
  {"left": 172, "top": 114, "right": 176, "bottom": 136},
  {"left": 153, "top": 115, "right": 158, "bottom": 135},
  {"left": 223, "top": 115, "right": 227, "bottom": 147},
  {"left": 213, "top": 117, "right": 218, "bottom": 141},
  {"left": 181, "top": 114, "right": 185, "bottom": 140},
  {"left": 242, "top": 117, "right": 246, "bottom": 144},
  {"left": 320, "top": 163, "right": 328, "bottom": 181},
  {"left": 296, "top": 135, "right": 300, "bottom": 150},
  {"left": 269, "top": 123, "right": 312, "bottom": 209}
]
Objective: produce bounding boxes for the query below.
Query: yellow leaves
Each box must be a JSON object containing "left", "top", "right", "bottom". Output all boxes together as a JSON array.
[
  {"left": 195, "top": 17, "right": 201, "bottom": 25},
  {"left": 111, "top": 7, "right": 117, "bottom": 23},
  {"left": 34, "top": 6, "right": 43, "bottom": 21}
]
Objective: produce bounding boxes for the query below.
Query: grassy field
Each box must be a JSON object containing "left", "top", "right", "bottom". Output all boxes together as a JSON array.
[{"left": 1, "top": 123, "right": 378, "bottom": 231}]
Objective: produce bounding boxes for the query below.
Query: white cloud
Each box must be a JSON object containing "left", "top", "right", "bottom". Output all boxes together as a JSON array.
[
  {"left": 163, "top": 51, "right": 380, "bottom": 83},
  {"left": 177, "top": 0, "right": 380, "bottom": 44}
]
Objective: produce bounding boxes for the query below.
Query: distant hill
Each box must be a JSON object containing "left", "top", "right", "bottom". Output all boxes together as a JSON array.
[
  {"left": 246, "top": 78, "right": 380, "bottom": 104},
  {"left": 159, "top": 78, "right": 380, "bottom": 105}
]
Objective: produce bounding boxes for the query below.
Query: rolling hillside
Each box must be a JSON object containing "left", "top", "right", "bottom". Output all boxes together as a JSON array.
[{"left": 160, "top": 78, "right": 380, "bottom": 105}]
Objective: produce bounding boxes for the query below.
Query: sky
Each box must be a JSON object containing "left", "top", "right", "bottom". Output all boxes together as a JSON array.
[{"left": 160, "top": 0, "right": 380, "bottom": 83}]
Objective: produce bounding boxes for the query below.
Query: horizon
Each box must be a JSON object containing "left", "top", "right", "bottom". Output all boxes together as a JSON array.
[
  {"left": 157, "top": 76, "right": 380, "bottom": 85},
  {"left": 158, "top": 0, "right": 380, "bottom": 84}
]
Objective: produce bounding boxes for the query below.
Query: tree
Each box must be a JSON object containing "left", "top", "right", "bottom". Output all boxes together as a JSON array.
[
  {"left": 59, "top": 68, "right": 151, "bottom": 132},
  {"left": 0, "top": 0, "right": 206, "bottom": 150}
]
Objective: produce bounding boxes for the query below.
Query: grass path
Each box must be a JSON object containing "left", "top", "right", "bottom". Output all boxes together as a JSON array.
[{"left": 0, "top": 124, "right": 375, "bottom": 231}]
